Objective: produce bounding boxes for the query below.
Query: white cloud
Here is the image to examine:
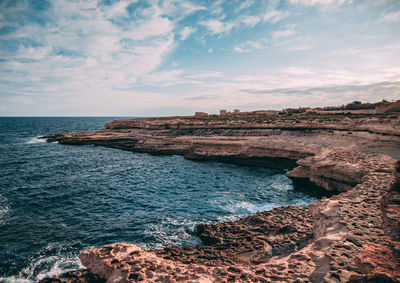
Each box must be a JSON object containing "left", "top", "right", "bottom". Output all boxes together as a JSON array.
[
  {"left": 280, "top": 67, "right": 313, "bottom": 75},
  {"left": 247, "top": 41, "right": 262, "bottom": 48},
  {"left": 104, "top": 0, "right": 134, "bottom": 18},
  {"left": 187, "top": 71, "right": 224, "bottom": 79},
  {"left": 126, "top": 17, "right": 174, "bottom": 40},
  {"left": 239, "top": 10, "right": 289, "bottom": 29},
  {"left": 241, "top": 15, "right": 260, "bottom": 28},
  {"left": 233, "top": 40, "right": 266, "bottom": 53},
  {"left": 290, "top": 0, "right": 353, "bottom": 5},
  {"left": 272, "top": 25, "right": 295, "bottom": 40},
  {"left": 185, "top": 77, "right": 400, "bottom": 112},
  {"left": 1, "top": 0, "right": 399, "bottom": 116},
  {"left": 234, "top": 46, "right": 246, "bottom": 53},
  {"left": 9, "top": 96, "right": 34, "bottom": 104},
  {"left": 286, "top": 45, "right": 312, "bottom": 51},
  {"left": 202, "top": 8, "right": 288, "bottom": 36},
  {"left": 210, "top": 0, "right": 224, "bottom": 16},
  {"left": 178, "top": 1, "right": 206, "bottom": 15},
  {"left": 238, "top": 0, "right": 255, "bottom": 11},
  {"left": 0, "top": 0, "right": 179, "bottom": 95},
  {"left": 199, "top": 19, "right": 234, "bottom": 34},
  {"left": 179, "top": 26, "right": 196, "bottom": 40},
  {"left": 160, "top": 0, "right": 205, "bottom": 20},
  {"left": 263, "top": 10, "right": 289, "bottom": 23},
  {"left": 141, "top": 69, "right": 185, "bottom": 86},
  {"left": 233, "top": 75, "right": 259, "bottom": 81},
  {"left": 381, "top": 10, "right": 400, "bottom": 23}
]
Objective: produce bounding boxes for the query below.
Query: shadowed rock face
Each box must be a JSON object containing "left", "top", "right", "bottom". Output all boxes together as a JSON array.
[{"left": 40, "top": 115, "right": 400, "bottom": 282}]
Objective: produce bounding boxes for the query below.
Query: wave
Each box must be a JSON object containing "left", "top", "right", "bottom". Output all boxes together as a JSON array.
[
  {"left": 0, "top": 276, "right": 31, "bottom": 283},
  {"left": 142, "top": 217, "right": 202, "bottom": 250},
  {"left": 26, "top": 137, "right": 47, "bottom": 144},
  {"left": 0, "top": 255, "right": 83, "bottom": 283},
  {"left": 0, "top": 194, "right": 10, "bottom": 225}
]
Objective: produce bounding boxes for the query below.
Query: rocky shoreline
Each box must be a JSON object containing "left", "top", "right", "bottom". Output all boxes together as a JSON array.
[{"left": 41, "top": 114, "right": 400, "bottom": 282}]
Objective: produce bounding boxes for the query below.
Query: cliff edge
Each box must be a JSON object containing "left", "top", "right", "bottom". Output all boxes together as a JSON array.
[{"left": 41, "top": 114, "right": 400, "bottom": 282}]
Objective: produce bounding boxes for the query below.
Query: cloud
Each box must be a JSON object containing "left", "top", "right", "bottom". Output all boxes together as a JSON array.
[
  {"left": 239, "top": 10, "right": 289, "bottom": 29},
  {"left": 234, "top": 47, "right": 247, "bottom": 53},
  {"left": 237, "top": 0, "right": 255, "bottom": 11},
  {"left": 263, "top": 10, "right": 289, "bottom": 23},
  {"left": 199, "top": 19, "right": 234, "bottom": 34},
  {"left": 184, "top": 94, "right": 221, "bottom": 100},
  {"left": 140, "top": 68, "right": 222, "bottom": 87},
  {"left": 289, "top": 0, "right": 353, "bottom": 5},
  {"left": 241, "top": 15, "right": 260, "bottom": 28},
  {"left": 230, "top": 61, "right": 400, "bottom": 91},
  {"left": 160, "top": 0, "right": 205, "bottom": 20},
  {"left": 239, "top": 81, "right": 400, "bottom": 108},
  {"left": 186, "top": 71, "right": 224, "bottom": 79},
  {"left": 0, "top": 0, "right": 179, "bottom": 96},
  {"left": 104, "top": 0, "right": 133, "bottom": 18},
  {"left": 179, "top": 26, "right": 196, "bottom": 40},
  {"left": 381, "top": 10, "right": 400, "bottom": 23},
  {"left": 201, "top": 7, "right": 288, "bottom": 36},
  {"left": 233, "top": 75, "right": 260, "bottom": 81},
  {"left": 210, "top": 0, "right": 224, "bottom": 16},
  {"left": 280, "top": 67, "right": 313, "bottom": 75},
  {"left": 9, "top": 96, "right": 34, "bottom": 104},
  {"left": 124, "top": 17, "right": 174, "bottom": 40},
  {"left": 233, "top": 40, "right": 266, "bottom": 53},
  {"left": 183, "top": 80, "right": 400, "bottom": 112},
  {"left": 141, "top": 69, "right": 185, "bottom": 86},
  {"left": 285, "top": 45, "right": 312, "bottom": 51},
  {"left": 272, "top": 25, "right": 295, "bottom": 40},
  {"left": 1, "top": 0, "right": 399, "bottom": 116}
]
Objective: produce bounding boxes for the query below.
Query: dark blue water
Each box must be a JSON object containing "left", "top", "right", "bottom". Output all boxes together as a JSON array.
[{"left": 0, "top": 117, "right": 316, "bottom": 282}]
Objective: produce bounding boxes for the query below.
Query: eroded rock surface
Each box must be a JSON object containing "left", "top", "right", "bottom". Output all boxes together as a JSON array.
[{"left": 41, "top": 115, "right": 400, "bottom": 282}]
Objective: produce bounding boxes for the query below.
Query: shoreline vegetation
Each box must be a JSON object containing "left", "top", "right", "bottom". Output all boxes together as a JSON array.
[{"left": 41, "top": 104, "right": 400, "bottom": 282}]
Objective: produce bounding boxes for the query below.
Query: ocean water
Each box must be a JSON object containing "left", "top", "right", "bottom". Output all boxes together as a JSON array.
[{"left": 0, "top": 117, "right": 317, "bottom": 282}]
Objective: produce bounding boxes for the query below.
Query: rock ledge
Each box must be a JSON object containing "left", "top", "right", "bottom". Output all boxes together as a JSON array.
[{"left": 41, "top": 116, "right": 400, "bottom": 282}]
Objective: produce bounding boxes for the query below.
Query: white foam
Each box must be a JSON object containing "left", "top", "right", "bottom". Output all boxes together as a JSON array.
[
  {"left": 1, "top": 255, "right": 83, "bottom": 283},
  {"left": 142, "top": 217, "right": 202, "bottom": 249},
  {"left": 34, "top": 256, "right": 83, "bottom": 282},
  {"left": 0, "top": 194, "right": 10, "bottom": 224},
  {"left": 246, "top": 202, "right": 276, "bottom": 214},
  {"left": 26, "top": 137, "right": 46, "bottom": 144},
  {"left": 0, "top": 276, "right": 32, "bottom": 283}
]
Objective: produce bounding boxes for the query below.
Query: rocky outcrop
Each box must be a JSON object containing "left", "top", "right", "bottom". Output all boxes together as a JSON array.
[
  {"left": 57, "top": 148, "right": 397, "bottom": 283},
  {"left": 41, "top": 115, "right": 400, "bottom": 282},
  {"left": 287, "top": 147, "right": 395, "bottom": 192},
  {"left": 102, "top": 117, "right": 400, "bottom": 137},
  {"left": 44, "top": 115, "right": 400, "bottom": 192}
]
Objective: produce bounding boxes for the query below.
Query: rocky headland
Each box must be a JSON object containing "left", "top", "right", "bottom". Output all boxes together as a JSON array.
[{"left": 41, "top": 113, "right": 400, "bottom": 282}]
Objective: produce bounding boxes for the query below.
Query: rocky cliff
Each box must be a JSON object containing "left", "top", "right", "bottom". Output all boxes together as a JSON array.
[{"left": 42, "top": 114, "right": 400, "bottom": 282}]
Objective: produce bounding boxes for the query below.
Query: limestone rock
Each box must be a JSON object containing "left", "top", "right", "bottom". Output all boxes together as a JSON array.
[{"left": 41, "top": 115, "right": 400, "bottom": 282}]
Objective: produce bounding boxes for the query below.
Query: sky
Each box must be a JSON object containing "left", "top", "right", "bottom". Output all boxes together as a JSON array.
[{"left": 0, "top": 0, "right": 399, "bottom": 116}]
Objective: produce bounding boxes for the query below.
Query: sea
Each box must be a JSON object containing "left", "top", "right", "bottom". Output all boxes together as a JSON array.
[{"left": 0, "top": 117, "right": 317, "bottom": 282}]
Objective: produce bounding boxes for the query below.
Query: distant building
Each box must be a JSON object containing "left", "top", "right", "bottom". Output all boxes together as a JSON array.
[
  {"left": 194, "top": 112, "right": 208, "bottom": 117},
  {"left": 233, "top": 109, "right": 240, "bottom": 114},
  {"left": 220, "top": 109, "right": 227, "bottom": 116}
]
